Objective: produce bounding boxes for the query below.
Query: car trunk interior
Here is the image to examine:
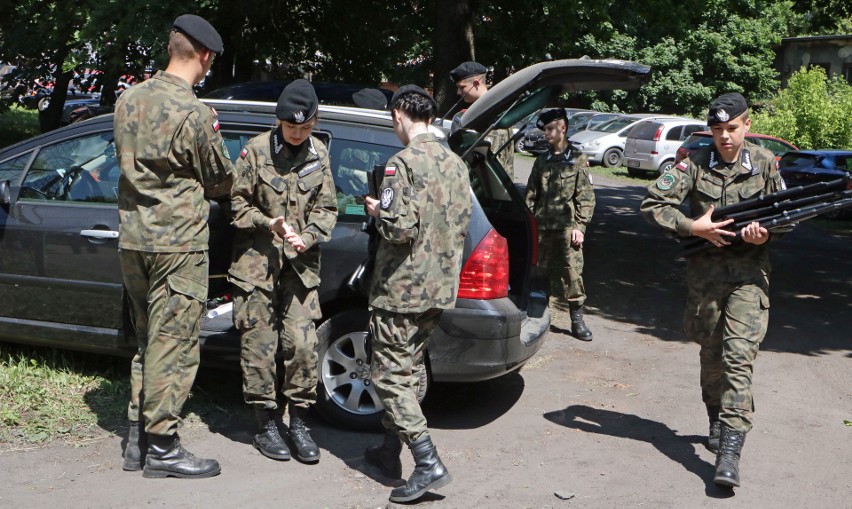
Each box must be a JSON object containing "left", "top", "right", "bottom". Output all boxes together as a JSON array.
[{"left": 465, "top": 149, "right": 535, "bottom": 311}]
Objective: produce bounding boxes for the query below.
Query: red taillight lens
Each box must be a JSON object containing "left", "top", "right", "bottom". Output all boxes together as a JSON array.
[
  {"left": 457, "top": 228, "right": 509, "bottom": 300},
  {"left": 652, "top": 125, "right": 664, "bottom": 141}
]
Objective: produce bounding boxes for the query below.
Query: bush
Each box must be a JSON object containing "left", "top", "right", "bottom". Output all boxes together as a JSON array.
[{"left": 752, "top": 66, "right": 852, "bottom": 149}]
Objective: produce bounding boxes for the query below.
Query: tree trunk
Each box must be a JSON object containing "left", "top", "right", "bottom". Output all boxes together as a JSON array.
[{"left": 432, "top": 0, "right": 477, "bottom": 116}]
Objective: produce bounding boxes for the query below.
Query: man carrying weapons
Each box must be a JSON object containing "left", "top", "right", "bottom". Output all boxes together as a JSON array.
[{"left": 639, "top": 92, "right": 792, "bottom": 489}]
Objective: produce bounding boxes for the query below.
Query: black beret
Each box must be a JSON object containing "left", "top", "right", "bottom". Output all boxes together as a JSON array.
[
  {"left": 352, "top": 88, "right": 388, "bottom": 110},
  {"left": 708, "top": 92, "right": 748, "bottom": 125},
  {"left": 172, "top": 14, "right": 224, "bottom": 55},
  {"left": 449, "top": 61, "right": 488, "bottom": 83},
  {"left": 536, "top": 108, "right": 567, "bottom": 129},
  {"left": 276, "top": 79, "right": 318, "bottom": 123},
  {"left": 390, "top": 84, "right": 438, "bottom": 112}
]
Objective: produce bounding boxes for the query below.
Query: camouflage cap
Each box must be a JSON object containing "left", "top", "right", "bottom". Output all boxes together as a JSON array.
[
  {"left": 276, "top": 79, "right": 318, "bottom": 124},
  {"left": 172, "top": 14, "right": 224, "bottom": 55},
  {"left": 708, "top": 92, "right": 748, "bottom": 125}
]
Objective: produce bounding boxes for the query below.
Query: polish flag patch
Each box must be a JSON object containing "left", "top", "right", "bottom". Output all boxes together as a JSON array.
[
  {"left": 240, "top": 147, "right": 248, "bottom": 159},
  {"left": 212, "top": 120, "right": 220, "bottom": 132},
  {"left": 384, "top": 165, "right": 397, "bottom": 176},
  {"left": 675, "top": 161, "right": 688, "bottom": 172}
]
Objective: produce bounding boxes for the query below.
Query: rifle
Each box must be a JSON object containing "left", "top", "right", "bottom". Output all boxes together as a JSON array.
[
  {"left": 346, "top": 163, "right": 386, "bottom": 294},
  {"left": 682, "top": 192, "right": 852, "bottom": 257}
]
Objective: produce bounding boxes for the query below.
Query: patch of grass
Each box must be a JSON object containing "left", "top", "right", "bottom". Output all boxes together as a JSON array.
[
  {"left": 0, "top": 343, "right": 246, "bottom": 449},
  {"left": 588, "top": 165, "right": 657, "bottom": 186},
  {"left": 0, "top": 106, "right": 39, "bottom": 149}
]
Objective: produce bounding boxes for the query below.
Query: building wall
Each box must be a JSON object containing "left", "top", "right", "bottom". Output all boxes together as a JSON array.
[{"left": 776, "top": 37, "right": 852, "bottom": 87}]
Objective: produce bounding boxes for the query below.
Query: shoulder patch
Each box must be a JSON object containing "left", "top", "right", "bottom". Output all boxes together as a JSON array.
[
  {"left": 384, "top": 165, "right": 397, "bottom": 177},
  {"left": 240, "top": 147, "right": 248, "bottom": 159},
  {"left": 212, "top": 119, "right": 220, "bottom": 132},
  {"left": 380, "top": 187, "right": 394, "bottom": 210},
  {"left": 656, "top": 173, "right": 676, "bottom": 191},
  {"left": 676, "top": 161, "right": 688, "bottom": 172}
]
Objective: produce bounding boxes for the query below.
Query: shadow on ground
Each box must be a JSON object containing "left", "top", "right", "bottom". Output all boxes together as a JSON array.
[{"left": 543, "top": 404, "right": 735, "bottom": 499}]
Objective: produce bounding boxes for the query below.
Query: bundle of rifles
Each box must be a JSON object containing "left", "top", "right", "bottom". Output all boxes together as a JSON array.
[{"left": 682, "top": 175, "right": 852, "bottom": 257}]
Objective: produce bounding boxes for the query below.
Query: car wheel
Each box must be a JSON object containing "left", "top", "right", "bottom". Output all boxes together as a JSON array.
[
  {"left": 37, "top": 96, "right": 50, "bottom": 111},
  {"left": 515, "top": 139, "right": 527, "bottom": 154},
  {"left": 658, "top": 159, "right": 674, "bottom": 174},
  {"left": 315, "top": 308, "right": 429, "bottom": 431},
  {"left": 602, "top": 148, "right": 623, "bottom": 168}
]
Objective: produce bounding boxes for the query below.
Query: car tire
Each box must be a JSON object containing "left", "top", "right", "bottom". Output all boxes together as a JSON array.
[
  {"left": 658, "top": 159, "right": 674, "bottom": 174},
  {"left": 602, "top": 148, "right": 623, "bottom": 168},
  {"left": 315, "top": 308, "right": 429, "bottom": 431},
  {"left": 515, "top": 139, "right": 527, "bottom": 154}
]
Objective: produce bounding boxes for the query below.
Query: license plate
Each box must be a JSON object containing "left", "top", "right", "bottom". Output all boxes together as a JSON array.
[{"left": 627, "top": 159, "right": 640, "bottom": 167}]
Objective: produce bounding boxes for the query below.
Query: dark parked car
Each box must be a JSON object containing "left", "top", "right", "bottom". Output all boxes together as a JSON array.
[
  {"left": 0, "top": 59, "right": 651, "bottom": 430},
  {"left": 203, "top": 80, "right": 393, "bottom": 107},
  {"left": 778, "top": 150, "right": 852, "bottom": 186},
  {"left": 675, "top": 131, "right": 798, "bottom": 164},
  {"left": 517, "top": 108, "right": 593, "bottom": 154}
]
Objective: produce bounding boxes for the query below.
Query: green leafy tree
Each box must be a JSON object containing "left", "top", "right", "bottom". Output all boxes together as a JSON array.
[{"left": 752, "top": 66, "right": 852, "bottom": 149}]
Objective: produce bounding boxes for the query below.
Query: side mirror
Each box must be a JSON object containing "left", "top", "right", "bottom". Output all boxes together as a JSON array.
[{"left": 0, "top": 180, "right": 10, "bottom": 206}]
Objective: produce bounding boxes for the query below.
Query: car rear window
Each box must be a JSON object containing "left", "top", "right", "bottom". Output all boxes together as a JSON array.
[
  {"left": 628, "top": 121, "right": 660, "bottom": 141},
  {"left": 682, "top": 134, "right": 713, "bottom": 151}
]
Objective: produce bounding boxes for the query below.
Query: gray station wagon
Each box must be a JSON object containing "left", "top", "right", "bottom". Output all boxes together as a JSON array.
[{"left": 0, "top": 59, "right": 651, "bottom": 429}]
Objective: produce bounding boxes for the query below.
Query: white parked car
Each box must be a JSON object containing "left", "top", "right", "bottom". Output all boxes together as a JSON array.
[
  {"left": 568, "top": 114, "right": 679, "bottom": 167},
  {"left": 623, "top": 118, "right": 708, "bottom": 175}
]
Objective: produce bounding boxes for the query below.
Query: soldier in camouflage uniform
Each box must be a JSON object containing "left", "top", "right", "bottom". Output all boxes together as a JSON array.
[
  {"left": 525, "top": 108, "right": 596, "bottom": 341},
  {"left": 115, "top": 14, "right": 233, "bottom": 479},
  {"left": 229, "top": 80, "right": 338, "bottom": 464},
  {"left": 640, "top": 93, "right": 791, "bottom": 488},
  {"left": 362, "top": 85, "right": 471, "bottom": 503},
  {"left": 450, "top": 61, "right": 515, "bottom": 180}
]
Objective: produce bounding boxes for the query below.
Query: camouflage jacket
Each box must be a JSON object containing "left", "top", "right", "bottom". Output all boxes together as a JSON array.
[
  {"left": 525, "top": 149, "right": 595, "bottom": 232},
  {"left": 486, "top": 127, "right": 515, "bottom": 180},
  {"left": 229, "top": 129, "right": 338, "bottom": 291},
  {"left": 369, "top": 132, "right": 472, "bottom": 313},
  {"left": 640, "top": 141, "right": 789, "bottom": 280},
  {"left": 115, "top": 70, "right": 234, "bottom": 252}
]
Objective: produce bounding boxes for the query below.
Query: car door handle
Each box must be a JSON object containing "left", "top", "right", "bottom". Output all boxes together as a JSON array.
[{"left": 80, "top": 229, "right": 119, "bottom": 239}]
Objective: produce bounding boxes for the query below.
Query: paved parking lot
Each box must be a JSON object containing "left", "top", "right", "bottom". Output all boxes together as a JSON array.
[{"left": 1, "top": 157, "right": 850, "bottom": 508}]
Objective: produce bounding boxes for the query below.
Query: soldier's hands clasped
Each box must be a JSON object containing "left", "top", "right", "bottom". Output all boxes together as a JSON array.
[
  {"left": 740, "top": 221, "right": 769, "bottom": 245},
  {"left": 269, "top": 217, "right": 307, "bottom": 252}
]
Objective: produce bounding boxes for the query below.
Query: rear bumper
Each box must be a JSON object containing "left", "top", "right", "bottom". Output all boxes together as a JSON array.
[{"left": 428, "top": 296, "right": 550, "bottom": 382}]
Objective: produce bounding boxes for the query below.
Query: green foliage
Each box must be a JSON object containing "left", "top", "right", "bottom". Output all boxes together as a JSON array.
[
  {"left": 0, "top": 107, "right": 39, "bottom": 149},
  {"left": 752, "top": 66, "right": 852, "bottom": 149}
]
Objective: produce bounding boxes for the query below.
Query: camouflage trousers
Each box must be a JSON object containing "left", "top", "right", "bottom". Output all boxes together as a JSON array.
[
  {"left": 121, "top": 250, "right": 208, "bottom": 436},
  {"left": 370, "top": 307, "right": 442, "bottom": 444},
  {"left": 684, "top": 274, "right": 770, "bottom": 433},
  {"left": 233, "top": 268, "right": 322, "bottom": 410},
  {"left": 538, "top": 229, "right": 586, "bottom": 309}
]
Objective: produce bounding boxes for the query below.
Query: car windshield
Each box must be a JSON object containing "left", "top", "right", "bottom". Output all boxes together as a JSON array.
[
  {"left": 779, "top": 153, "right": 819, "bottom": 170},
  {"left": 593, "top": 117, "right": 638, "bottom": 133}
]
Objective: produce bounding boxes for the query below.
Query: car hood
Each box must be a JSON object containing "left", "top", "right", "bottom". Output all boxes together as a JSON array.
[{"left": 458, "top": 59, "right": 651, "bottom": 133}]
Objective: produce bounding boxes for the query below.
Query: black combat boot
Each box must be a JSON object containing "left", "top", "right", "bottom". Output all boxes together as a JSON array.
[
  {"left": 707, "top": 405, "right": 721, "bottom": 453},
  {"left": 389, "top": 435, "right": 452, "bottom": 503},
  {"left": 569, "top": 304, "right": 593, "bottom": 341},
  {"left": 142, "top": 434, "right": 221, "bottom": 479},
  {"left": 364, "top": 429, "right": 403, "bottom": 479},
  {"left": 288, "top": 404, "right": 320, "bottom": 464},
  {"left": 713, "top": 426, "right": 746, "bottom": 487},
  {"left": 253, "top": 408, "right": 291, "bottom": 460},
  {"left": 122, "top": 420, "right": 146, "bottom": 471}
]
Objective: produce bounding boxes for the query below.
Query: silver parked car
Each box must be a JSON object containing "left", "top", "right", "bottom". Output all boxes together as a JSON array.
[
  {"left": 624, "top": 118, "right": 708, "bottom": 175},
  {"left": 569, "top": 114, "right": 679, "bottom": 167}
]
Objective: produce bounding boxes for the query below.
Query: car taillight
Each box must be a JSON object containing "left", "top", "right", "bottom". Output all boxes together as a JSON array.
[
  {"left": 457, "top": 228, "right": 509, "bottom": 300},
  {"left": 652, "top": 125, "right": 664, "bottom": 142}
]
